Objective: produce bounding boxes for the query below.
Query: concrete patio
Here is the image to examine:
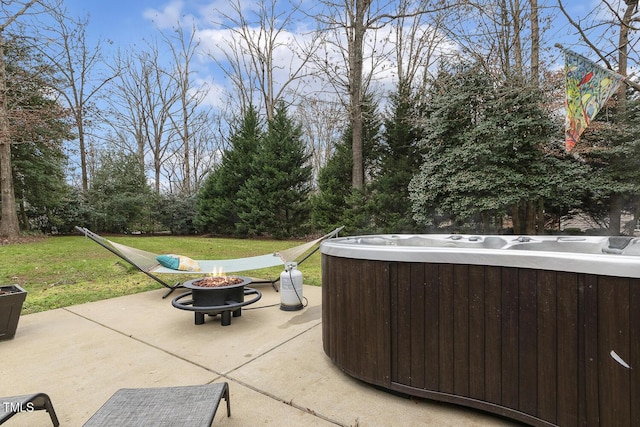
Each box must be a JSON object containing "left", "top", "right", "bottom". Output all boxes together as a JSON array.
[{"left": 1, "top": 283, "right": 520, "bottom": 426}]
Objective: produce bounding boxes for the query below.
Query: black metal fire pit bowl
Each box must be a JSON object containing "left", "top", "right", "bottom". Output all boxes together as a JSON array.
[{"left": 171, "top": 276, "right": 262, "bottom": 326}]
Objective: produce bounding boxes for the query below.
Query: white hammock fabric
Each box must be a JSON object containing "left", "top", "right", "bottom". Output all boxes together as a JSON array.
[
  {"left": 159, "top": 254, "right": 285, "bottom": 274},
  {"left": 80, "top": 227, "right": 343, "bottom": 275}
]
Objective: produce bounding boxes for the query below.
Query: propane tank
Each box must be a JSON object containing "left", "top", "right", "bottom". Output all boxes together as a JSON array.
[{"left": 280, "top": 262, "right": 304, "bottom": 311}]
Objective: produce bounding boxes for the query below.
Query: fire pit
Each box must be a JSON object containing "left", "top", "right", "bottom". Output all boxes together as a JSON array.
[{"left": 171, "top": 276, "right": 261, "bottom": 326}]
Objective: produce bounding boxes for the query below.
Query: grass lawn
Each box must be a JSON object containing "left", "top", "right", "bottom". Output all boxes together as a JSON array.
[{"left": 0, "top": 234, "right": 322, "bottom": 315}]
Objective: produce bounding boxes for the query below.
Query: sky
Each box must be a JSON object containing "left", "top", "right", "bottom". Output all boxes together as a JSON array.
[
  {"left": 55, "top": 1, "right": 606, "bottom": 87},
  {"left": 64, "top": 0, "right": 195, "bottom": 41},
  {"left": 59, "top": 0, "right": 587, "bottom": 45},
  {"left": 63, "top": 0, "right": 167, "bottom": 44},
  {"left": 32, "top": 0, "right": 628, "bottom": 119},
  {"left": 49, "top": 1, "right": 625, "bottom": 151},
  {"left": 57, "top": 1, "right": 596, "bottom": 48},
  {"left": 59, "top": 0, "right": 323, "bottom": 112},
  {"left": 21, "top": 0, "right": 621, "bottom": 188}
]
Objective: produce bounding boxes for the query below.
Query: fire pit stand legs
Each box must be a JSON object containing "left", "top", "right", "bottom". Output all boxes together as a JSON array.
[
  {"left": 172, "top": 287, "right": 262, "bottom": 326},
  {"left": 193, "top": 304, "right": 239, "bottom": 326}
]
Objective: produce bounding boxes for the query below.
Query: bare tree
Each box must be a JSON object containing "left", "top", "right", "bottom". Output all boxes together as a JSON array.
[
  {"left": 441, "top": 0, "right": 546, "bottom": 233},
  {"left": 161, "top": 110, "right": 220, "bottom": 194},
  {"left": 441, "top": 0, "right": 533, "bottom": 79},
  {"left": 316, "top": 0, "right": 370, "bottom": 190},
  {"left": 530, "top": 0, "right": 539, "bottom": 84},
  {"left": 106, "top": 42, "right": 179, "bottom": 193},
  {"left": 185, "top": 112, "right": 221, "bottom": 192},
  {"left": 296, "top": 96, "right": 345, "bottom": 186},
  {"left": 0, "top": 0, "right": 55, "bottom": 237},
  {"left": 34, "top": 9, "right": 118, "bottom": 193},
  {"left": 392, "top": 0, "right": 449, "bottom": 93},
  {"left": 558, "top": 0, "right": 640, "bottom": 233},
  {"left": 210, "top": 0, "right": 321, "bottom": 120},
  {"left": 558, "top": 0, "right": 640, "bottom": 81},
  {"left": 105, "top": 31, "right": 219, "bottom": 195},
  {"left": 160, "top": 25, "right": 212, "bottom": 195},
  {"left": 315, "top": 0, "right": 453, "bottom": 190}
]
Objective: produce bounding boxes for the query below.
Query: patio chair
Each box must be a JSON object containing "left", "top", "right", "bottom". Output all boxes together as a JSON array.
[
  {"left": 75, "top": 226, "right": 344, "bottom": 298},
  {"left": 82, "top": 383, "right": 230, "bottom": 427},
  {"left": 0, "top": 392, "right": 59, "bottom": 426}
]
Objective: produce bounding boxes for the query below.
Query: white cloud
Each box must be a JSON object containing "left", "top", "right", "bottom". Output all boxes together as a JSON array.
[
  {"left": 143, "top": 1, "right": 197, "bottom": 29},
  {"left": 195, "top": 75, "right": 231, "bottom": 110},
  {"left": 141, "top": 1, "right": 455, "bottom": 114}
]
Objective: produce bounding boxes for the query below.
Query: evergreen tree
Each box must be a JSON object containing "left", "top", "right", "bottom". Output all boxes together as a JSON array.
[
  {"left": 155, "top": 193, "right": 198, "bottom": 235},
  {"left": 409, "top": 62, "right": 487, "bottom": 230},
  {"left": 12, "top": 141, "right": 70, "bottom": 232},
  {"left": 311, "top": 96, "right": 381, "bottom": 233},
  {"left": 195, "top": 106, "right": 262, "bottom": 235},
  {"left": 409, "top": 61, "right": 556, "bottom": 233},
  {"left": 51, "top": 187, "right": 92, "bottom": 234},
  {"left": 311, "top": 137, "right": 351, "bottom": 231},
  {"left": 88, "top": 151, "right": 154, "bottom": 233},
  {"left": 575, "top": 91, "right": 640, "bottom": 233},
  {"left": 236, "top": 102, "right": 312, "bottom": 238},
  {"left": 3, "top": 35, "right": 72, "bottom": 234},
  {"left": 370, "top": 82, "right": 426, "bottom": 232},
  {"left": 534, "top": 153, "right": 592, "bottom": 233}
]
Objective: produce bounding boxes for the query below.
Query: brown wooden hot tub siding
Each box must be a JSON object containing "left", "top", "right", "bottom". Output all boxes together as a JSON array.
[{"left": 321, "top": 254, "right": 640, "bottom": 427}]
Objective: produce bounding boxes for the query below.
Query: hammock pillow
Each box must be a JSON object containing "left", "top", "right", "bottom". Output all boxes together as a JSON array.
[{"left": 156, "top": 254, "right": 201, "bottom": 271}]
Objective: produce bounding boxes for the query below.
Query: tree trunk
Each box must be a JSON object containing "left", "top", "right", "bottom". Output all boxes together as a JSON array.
[
  {"left": 19, "top": 199, "right": 29, "bottom": 231},
  {"left": 78, "top": 117, "right": 88, "bottom": 192},
  {"left": 511, "top": 203, "right": 521, "bottom": 234},
  {"left": 615, "top": 1, "right": 635, "bottom": 113},
  {"left": 481, "top": 212, "right": 490, "bottom": 234},
  {"left": 182, "top": 101, "right": 191, "bottom": 194},
  {"left": 512, "top": 0, "right": 523, "bottom": 78},
  {"left": 530, "top": 0, "right": 539, "bottom": 84},
  {"left": 536, "top": 197, "right": 545, "bottom": 233},
  {"left": 0, "top": 34, "right": 19, "bottom": 238},
  {"left": 605, "top": 2, "right": 636, "bottom": 236},
  {"left": 609, "top": 194, "right": 623, "bottom": 235},
  {"left": 349, "top": 0, "right": 369, "bottom": 190},
  {"left": 632, "top": 198, "right": 640, "bottom": 234},
  {"left": 526, "top": 201, "right": 536, "bottom": 234},
  {"left": 0, "top": 0, "right": 40, "bottom": 237},
  {"left": 351, "top": 100, "right": 363, "bottom": 189},
  {"left": 0, "top": 141, "right": 19, "bottom": 237}
]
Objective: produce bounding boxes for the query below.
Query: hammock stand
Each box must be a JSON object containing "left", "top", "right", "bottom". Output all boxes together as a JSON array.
[{"left": 75, "top": 226, "right": 344, "bottom": 298}]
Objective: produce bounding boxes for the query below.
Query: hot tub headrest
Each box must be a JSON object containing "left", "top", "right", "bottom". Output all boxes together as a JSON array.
[{"left": 602, "top": 236, "right": 634, "bottom": 254}]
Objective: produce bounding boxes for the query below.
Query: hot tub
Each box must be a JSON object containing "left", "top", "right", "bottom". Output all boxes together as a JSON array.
[{"left": 321, "top": 235, "right": 640, "bottom": 427}]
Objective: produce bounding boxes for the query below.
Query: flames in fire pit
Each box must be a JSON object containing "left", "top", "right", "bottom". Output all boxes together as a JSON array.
[
  {"left": 182, "top": 274, "right": 251, "bottom": 292},
  {"left": 173, "top": 275, "right": 260, "bottom": 326},
  {"left": 191, "top": 276, "right": 245, "bottom": 288}
]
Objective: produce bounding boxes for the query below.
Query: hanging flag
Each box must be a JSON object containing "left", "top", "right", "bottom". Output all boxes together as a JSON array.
[{"left": 563, "top": 49, "right": 624, "bottom": 151}]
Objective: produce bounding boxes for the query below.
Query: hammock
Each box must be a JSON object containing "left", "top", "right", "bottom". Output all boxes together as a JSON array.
[{"left": 75, "top": 226, "right": 344, "bottom": 298}]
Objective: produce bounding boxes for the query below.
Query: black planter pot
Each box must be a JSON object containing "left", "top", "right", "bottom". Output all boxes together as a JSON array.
[{"left": 0, "top": 284, "right": 26, "bottom": 340}]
